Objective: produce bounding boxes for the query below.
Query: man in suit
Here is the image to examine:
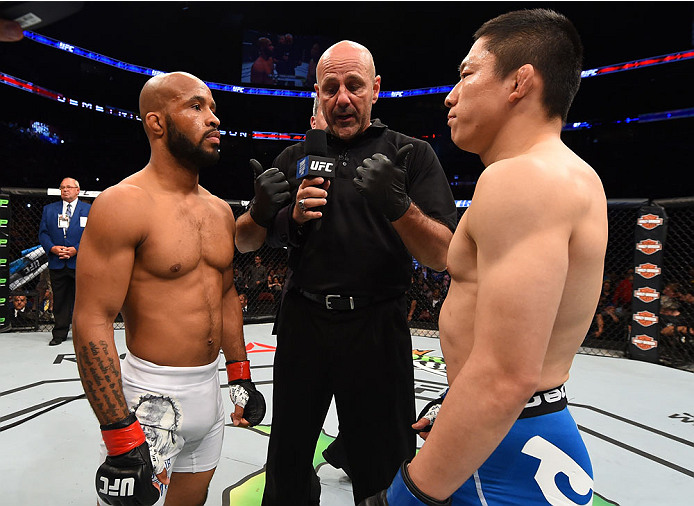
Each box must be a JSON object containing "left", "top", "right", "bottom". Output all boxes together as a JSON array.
[
  {"left": 39, "top": 177, "right": 91, "bottom": 345},
  {"left": 10, "top": 294, "right": 37, "bottom": 329}
]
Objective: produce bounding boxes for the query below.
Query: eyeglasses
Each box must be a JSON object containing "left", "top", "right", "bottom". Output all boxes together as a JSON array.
[{"left": 59, "top": 186, "right": 79, "bottom": 190}]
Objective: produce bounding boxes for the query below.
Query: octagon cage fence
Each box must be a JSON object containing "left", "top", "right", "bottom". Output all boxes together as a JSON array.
[{"left": 2, "top": 188, "right": 693, "bottom": 372}]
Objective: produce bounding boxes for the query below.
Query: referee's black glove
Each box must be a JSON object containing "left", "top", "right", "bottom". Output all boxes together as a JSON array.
[
  {"left": 353, "top": 144, "right": 413, "bottom": 221},
  {"left": 248, "top": 159, "right": 291, "bottom": 228}
]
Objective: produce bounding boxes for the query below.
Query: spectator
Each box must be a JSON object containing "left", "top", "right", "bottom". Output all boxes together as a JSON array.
[
  {"left": 659, "top": 297, "right": 694, "bottom": 364},
  {"left": 268, "top": 275, "right": 282, "bottom": 293},
  {"left": 10, "top": 294, "right": 37, "bottom": 328},
  {"left": 430, "top": 287, "right": 445, "bottom": 322},
  {"left": 233, "top": 265, "right": 245, "bottom": 293},
  {"left": 239, "top": 293, "right": 249, "bottom": 315},
  {"left": 595, "top": 303, "right": 626, "bottom": 341},
  {"left": 599, "top": 279, "right": 613, "bottom": 308},
  {"left": 245, "top": 254, "right": 268, "bottom": 309},
  {"left": 661, "top": 282, "right": 682, "bottom": 310},
  {"left": 406, "top": 274, "right": 421, "bottom": 323},
  {"left": 612, "top": 268, "right": 634, "bottom": 312},
  {"left": 38, "top": 177, "right": 91, "bottom": 345},
  {"left": 679, "top": 289, "right": 694, "bottom": 332}
]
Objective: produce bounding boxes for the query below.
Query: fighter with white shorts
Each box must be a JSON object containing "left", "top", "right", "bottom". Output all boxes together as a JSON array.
[{"left": 97, "top": 353, "right": 225, "bottom": 506}]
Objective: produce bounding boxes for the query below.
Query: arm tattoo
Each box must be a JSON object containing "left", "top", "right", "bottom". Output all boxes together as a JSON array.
[{"left": 76, "top": 341, "right": 128, "bottom": 423}]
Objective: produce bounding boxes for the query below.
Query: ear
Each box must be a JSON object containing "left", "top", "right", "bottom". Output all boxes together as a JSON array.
[
  {"left": 145, "top": 112, "right": 164, "bottom": 137},
  {"left": 310, "top": 116, "right": 317, "bottom": 129},
  {"left": 508, "top": 64, "right": 534, "bottom": 103},
  {"left": 372, "top": 75, "right": 381, "bottom": 104}
]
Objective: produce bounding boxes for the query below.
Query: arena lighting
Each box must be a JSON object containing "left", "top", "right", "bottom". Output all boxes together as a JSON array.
[
  {"left": 562, "top": 107, "right": 694, "bottom": 130},
  {"left": 22, "top": 30, "right": 694, "bottom": 98},
  {"left": 0, "top": 71, "right": 140, "bottom": 120},
  {"left": 580, "top": 50, "right": 694, "bottom": 77},
  {"left": 2, "top": 69, "right": 693, "bottom": 139}
]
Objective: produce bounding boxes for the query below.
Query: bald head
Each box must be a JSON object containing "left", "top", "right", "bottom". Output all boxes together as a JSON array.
[
  {"left": 137, "top": 71, "right": 221, "bottom": 169},
  {"left": 316, "top": 40, "right": 376, "bottom": 84},
  {"left": 139, "top": 72, "right": 208, "bottom": 137},
  {"left": 314, "top": 40, "right": 380, "bottom": 141}
]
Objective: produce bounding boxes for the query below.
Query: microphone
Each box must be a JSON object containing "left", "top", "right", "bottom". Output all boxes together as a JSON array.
[
  {"left": 296, "top": 129, "right": 335, "bottom": 229},
  {"left": 297, "top": 129, "right": 335, "bottom": 179}
]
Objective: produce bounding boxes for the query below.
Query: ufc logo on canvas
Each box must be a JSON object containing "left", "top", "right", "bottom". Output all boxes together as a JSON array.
[{"left": 99, "top": 476, "right": 135, "bottom": 496}]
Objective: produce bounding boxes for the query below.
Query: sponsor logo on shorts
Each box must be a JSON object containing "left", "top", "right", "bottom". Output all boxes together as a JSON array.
[
  {"left": 522, "top": 436, "right": 593, "bottom": 506},
  {"left": 632, "top": 334, "right": 658, "bottom": 350},
  {"left": 633, "top": 311, "right": 658, "bottom": 327},
  {"left": 635, "top": 239, "right": 662, "bottom": 255},
  {"left": 525, "top": 385, "right": 566, "bottom": 409},
  {"left": 635, "top": 263, "right": 661, "bottom": 279},
  {"left": 634, "top": 287, "right": 660, "bottom": 303},
  {"left": 637, "top": 214, "right": 663, "bottom": 230}
]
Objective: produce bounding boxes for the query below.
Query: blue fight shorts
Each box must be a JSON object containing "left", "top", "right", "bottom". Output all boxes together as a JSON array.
[{"left": 452, "top": 385, "right": 593, "bottom": 506}]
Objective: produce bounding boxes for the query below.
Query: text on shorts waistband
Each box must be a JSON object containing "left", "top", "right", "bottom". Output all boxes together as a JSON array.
[{"left": 518, "top": 384, "right": 567, "bottom": 419}]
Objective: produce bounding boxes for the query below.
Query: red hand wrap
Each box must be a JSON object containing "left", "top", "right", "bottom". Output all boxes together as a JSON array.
[
  {"left": 101, "top": 418, "right": 147, "bottom": 456},
  {"left": 226, "top": 360, "right": 251, "bottom": 382}
]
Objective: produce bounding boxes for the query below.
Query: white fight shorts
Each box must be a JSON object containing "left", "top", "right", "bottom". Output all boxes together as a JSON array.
[{"left": 97, "top": 352, "right": 225, "bottom": 506}]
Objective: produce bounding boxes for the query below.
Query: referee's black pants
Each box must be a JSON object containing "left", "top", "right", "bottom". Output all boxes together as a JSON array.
[
  {"left": 49, "top": 266, "right": 75, "bottom": 340},
  {"left": 262, "top": 290, "right": 416, "bottom": 505}
]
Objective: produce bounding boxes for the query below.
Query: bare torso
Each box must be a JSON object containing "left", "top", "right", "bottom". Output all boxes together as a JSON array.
[
  {"left": 251, "top": 57, "right": 275, "bottom": 85},
  {"left": 119, "top": 171, "right": 235, "bottom": 366},
  {"left": 440, "top": 141, "right": 608, "bottom": 389}
]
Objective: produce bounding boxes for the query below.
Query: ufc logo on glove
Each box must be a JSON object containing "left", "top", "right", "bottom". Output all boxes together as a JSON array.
[{"left": 98, "top": 476, "right": 136, "bottom": 497}]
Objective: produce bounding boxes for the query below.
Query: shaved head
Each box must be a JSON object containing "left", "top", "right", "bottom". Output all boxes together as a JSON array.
[
  {"left": 316, "top": 40, "right": 376, "bottom": 84},
  {"left": 137, "top": 71, "right": 220, "bottom": 170},
  {"left": 139, "top": 72, "right": 207, "bottom": 137}
]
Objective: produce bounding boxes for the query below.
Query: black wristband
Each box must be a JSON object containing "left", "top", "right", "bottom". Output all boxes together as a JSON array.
[
  {"left": 99, "top": 412, "right": 137, "bottom": 431},
  {"left": 401, "top": 460, "right": 451, "bottom": 506}
]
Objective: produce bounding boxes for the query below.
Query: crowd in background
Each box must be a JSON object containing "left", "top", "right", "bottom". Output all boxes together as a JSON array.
[{"left": 587, "top": 267, "right": 694, "bottom": 364}]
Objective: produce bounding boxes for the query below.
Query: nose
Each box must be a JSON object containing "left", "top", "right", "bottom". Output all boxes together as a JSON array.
[
  {"left": 444, "top": 80, "right": 461, "bottom": 109},
  {"left": 336, "top": 85, "right": 351, "bottom": 108},
  {"left": 209, "top": 110, "right": 220, "bottom": 129}
]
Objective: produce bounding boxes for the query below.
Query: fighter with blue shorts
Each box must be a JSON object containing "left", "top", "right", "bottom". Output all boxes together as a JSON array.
[
  {"left": 452, "top": 386, "right": 593, "bottom": 506},
  {"left": 359, "top": 8, "right": 606, "bottom": 506}
]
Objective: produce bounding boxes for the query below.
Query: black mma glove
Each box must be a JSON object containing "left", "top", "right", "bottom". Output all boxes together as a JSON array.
[
  {"left": 353, "top": 143, "right": 414, "bottom": 221},
  {"left": 227, "top": 359, "right": 266, "bottom": 426},
  {"left": 248, "top": 159, "right": 291, "bottom": 228},
  {"left": 96, "top": 412, "right": 161, "bottom": 506},
  {"left": 415, "top": 388, "right": 448, "bottom": 433},
  {"left": 358, "top": 460, "right": 451, "bottom": 506}
]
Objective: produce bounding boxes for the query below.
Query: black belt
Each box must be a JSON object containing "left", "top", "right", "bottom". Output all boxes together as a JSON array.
[{"left": 299, "top": 289, "right": 374, "bottom": 310}]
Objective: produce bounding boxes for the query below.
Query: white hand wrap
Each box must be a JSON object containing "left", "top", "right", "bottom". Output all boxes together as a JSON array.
[
  {"left": 230, "top": 384, "right": 249, "bottom": 408},
  {"left": 423, "top": 403, "right": 441, "bottom": 424}
]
